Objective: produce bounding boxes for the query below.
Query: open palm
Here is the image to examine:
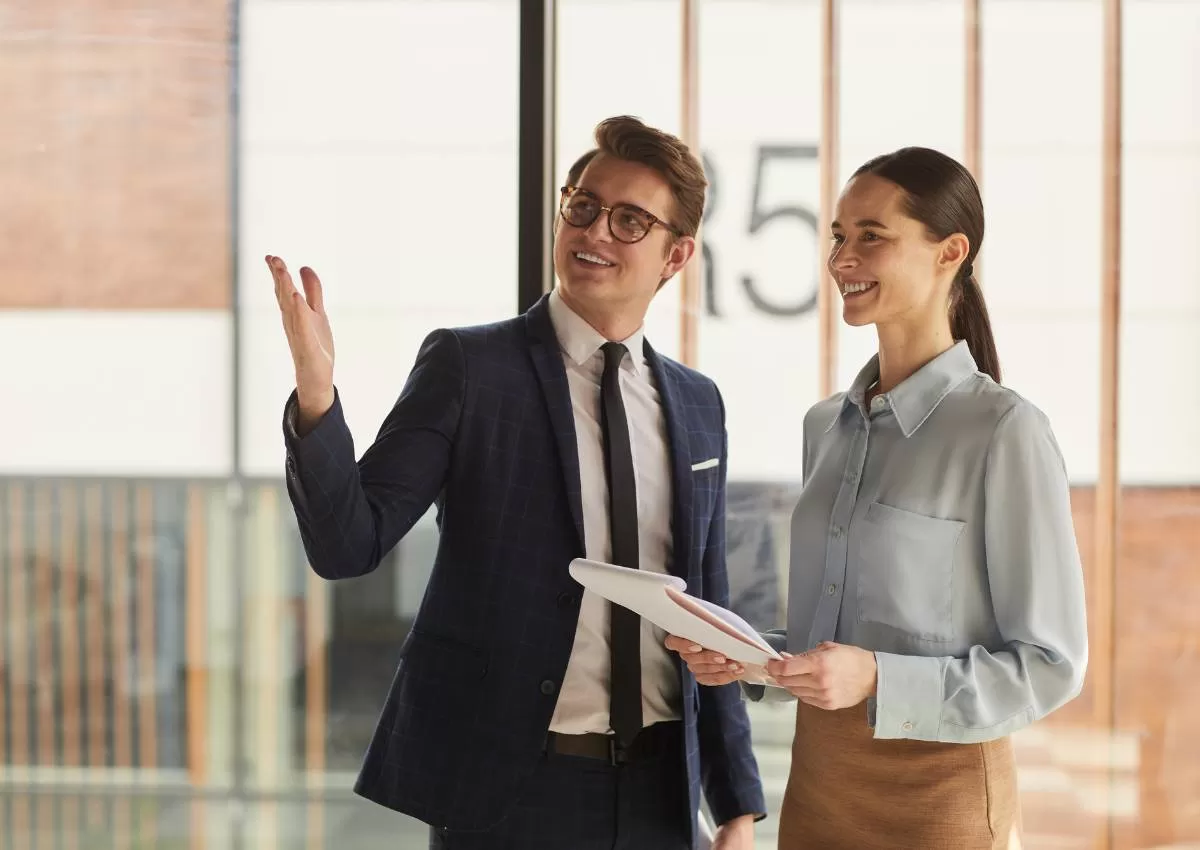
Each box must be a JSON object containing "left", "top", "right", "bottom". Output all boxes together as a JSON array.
[{"left": 267, "top": 255, "right": 335, "bottom": 407}]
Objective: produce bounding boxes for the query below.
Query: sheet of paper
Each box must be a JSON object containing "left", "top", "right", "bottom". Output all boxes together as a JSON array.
[{"left": 567, "top": 558, "right": 783, "bottom": 666}]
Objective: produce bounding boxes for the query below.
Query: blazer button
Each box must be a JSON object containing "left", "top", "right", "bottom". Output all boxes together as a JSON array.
[
  {"left": 557, "top": 592, "right": 576, "bottom": 608},
  {"left": 540, "top": 680, "right": 557, "bottom": 695}
]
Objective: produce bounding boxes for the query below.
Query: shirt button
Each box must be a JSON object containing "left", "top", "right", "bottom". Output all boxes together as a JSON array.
[
  {"left": 826, "top": 584, "right": 838, "bottom": 596},
  {"left": 557, "top": 592, "right": 576, "bottom": 608},
  {"left": 540, "top": 680, "right": 557, "bottom": 695},
  {"left": 831, "top": 525, "right": 844, "bottom": 538},
  {"left": 902, "top": 721, "right": 914, "bottom": 732}
]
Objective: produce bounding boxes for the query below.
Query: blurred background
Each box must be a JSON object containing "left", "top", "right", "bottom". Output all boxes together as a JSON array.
[{"left": 0, "top": 0, "right": 1197, "bottom": 848}]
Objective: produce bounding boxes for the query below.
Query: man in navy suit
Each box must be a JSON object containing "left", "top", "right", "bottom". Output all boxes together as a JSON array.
[{"left": 269, "top": 115, "right": 765, "bottom": 849}]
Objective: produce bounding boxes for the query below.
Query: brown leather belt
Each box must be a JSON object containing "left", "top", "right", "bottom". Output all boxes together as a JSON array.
[{"left": 544, "top": 721, "right": 682, "bottom": 766}]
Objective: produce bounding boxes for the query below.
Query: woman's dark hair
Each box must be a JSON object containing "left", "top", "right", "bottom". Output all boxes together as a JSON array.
[{"left": 852, "top": 147, "right": 1000, "bottom": 383}]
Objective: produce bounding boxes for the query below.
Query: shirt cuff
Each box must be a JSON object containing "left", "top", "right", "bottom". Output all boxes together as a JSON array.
[{"left": 872, "top": 651, "right": 945, "bottom": 740}]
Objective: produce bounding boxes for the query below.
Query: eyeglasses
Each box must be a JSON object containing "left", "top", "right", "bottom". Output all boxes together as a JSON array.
[{"left": 558, "top": 186, "right": 681, "bottom": 244}]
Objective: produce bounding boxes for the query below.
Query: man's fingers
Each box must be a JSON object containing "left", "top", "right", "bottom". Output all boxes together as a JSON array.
[
  {"left": 268, "top": 255, "right": 319, "bottom": 349},
  {"left": 267, "top": 255, "right": 285, "bottom": 307},
  {"left": 267, "top": 255, "right": 295, "bottom": 306},
  {"left": 299, "top": 266, "right": 324, "bottom": 314}
]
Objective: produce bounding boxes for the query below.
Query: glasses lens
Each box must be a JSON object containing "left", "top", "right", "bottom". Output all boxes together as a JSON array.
[
  {"left": 609, "top": 205, "right": 652, "bottom": 243},
  {"left": 562, "top": 190, "right": 600, "bottom": 228}
]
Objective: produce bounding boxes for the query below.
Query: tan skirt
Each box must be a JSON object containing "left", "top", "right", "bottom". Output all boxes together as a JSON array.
[{"left": 778, "top": 701, "right": 1021, "bottom": 850}]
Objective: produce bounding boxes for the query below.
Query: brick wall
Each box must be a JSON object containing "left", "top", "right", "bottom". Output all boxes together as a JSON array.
[{"left": 0, "top": 1, "right": 231, "bottom": 309}]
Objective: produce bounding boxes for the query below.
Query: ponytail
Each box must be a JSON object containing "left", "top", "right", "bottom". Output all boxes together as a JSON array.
[{"left": 950, "top": 268, "right": 1001, "bottom": 383}]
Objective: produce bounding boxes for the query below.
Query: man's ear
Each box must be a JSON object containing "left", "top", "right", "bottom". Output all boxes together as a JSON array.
[{"left": 660, "top": 235, "right": 696, "bottom": 283}]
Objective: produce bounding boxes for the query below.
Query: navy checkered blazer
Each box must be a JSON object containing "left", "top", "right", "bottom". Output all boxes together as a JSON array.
[{"left": 283, "top": 293, "right": 765, "bottom": 843}]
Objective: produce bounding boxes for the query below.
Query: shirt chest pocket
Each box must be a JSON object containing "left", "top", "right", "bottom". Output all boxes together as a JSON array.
[{"left": 855, "top": 501, "right": 965, "bottom": 643}]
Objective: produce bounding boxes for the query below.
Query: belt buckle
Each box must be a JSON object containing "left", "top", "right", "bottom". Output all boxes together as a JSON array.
[{"left": 608, "top": 736, "right": 628, "bottom": 767}]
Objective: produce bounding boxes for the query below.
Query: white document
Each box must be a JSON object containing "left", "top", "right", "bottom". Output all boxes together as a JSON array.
[{"left": 568, "top": 558, "right": 783, "bottom": 667}]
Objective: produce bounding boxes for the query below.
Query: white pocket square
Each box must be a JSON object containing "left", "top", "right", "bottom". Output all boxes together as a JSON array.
[{"left": 691, "top": 457, "right": 719, "bottom": 472}]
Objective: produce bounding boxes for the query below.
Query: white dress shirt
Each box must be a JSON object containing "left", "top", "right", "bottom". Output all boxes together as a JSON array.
[{"left": 546, "top": 287, "right": 682, "bottom": 734}]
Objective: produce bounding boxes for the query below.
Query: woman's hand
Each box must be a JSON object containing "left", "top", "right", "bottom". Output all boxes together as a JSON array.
[{"left": 765, "top": 642, "right": 878, "bottom": 709}]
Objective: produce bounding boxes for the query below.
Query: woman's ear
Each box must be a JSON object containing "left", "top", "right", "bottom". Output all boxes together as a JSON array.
[{"left": 938, "top": 233, "right": 971, "bottom": 275}]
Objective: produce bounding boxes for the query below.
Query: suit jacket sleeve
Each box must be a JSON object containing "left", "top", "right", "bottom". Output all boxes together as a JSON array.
[
  {"left": 283, "top": 329, "right": 466, "bottom": 579},
  {"left": 696, "top": 387, "right": 769, "bottom": 825}
]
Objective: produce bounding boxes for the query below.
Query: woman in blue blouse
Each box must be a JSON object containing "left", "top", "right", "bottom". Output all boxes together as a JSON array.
[{"left": 669, "top": 147, "right": 1088, "bottom": 848}]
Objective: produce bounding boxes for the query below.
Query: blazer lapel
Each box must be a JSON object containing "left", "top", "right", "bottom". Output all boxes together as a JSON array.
[
  {"left": 524, "top": 295, "right": 586, "bottom": 553},
  {"left": 645, "top": 341, "right": 694, "bottom": 581}
]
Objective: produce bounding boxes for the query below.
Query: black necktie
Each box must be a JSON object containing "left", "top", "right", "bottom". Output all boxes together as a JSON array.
[{"left": 600, "top": 341, "right": 642, "bottom": 746}]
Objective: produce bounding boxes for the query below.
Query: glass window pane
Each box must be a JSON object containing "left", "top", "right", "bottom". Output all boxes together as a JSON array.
[
  {"left": 557, "top": 0, "right": 685, "bottom": 357},
  {"left": 1118, "top": 2, "right": 1200, "bottom": 847}
]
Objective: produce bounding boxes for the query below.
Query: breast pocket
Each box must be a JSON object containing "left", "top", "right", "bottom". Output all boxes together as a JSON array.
[{"left": 855, "top": 502, "right": 965, "bottom": 643}]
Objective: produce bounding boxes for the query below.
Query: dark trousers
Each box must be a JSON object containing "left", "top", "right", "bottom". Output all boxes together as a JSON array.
[{"left": 429, "top": 721, "right": 690, "bottom": 850}]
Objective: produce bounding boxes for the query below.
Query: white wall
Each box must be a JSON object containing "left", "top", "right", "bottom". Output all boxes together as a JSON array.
[
  {"left": 237, "top": 0, "right": 520, "bottom": 478},
  {"left": 1119, "top": 0, "right": 1200, "bottom": 484},
  {"left": 0, "top": 312, "right": 233, "bottom": 475}
]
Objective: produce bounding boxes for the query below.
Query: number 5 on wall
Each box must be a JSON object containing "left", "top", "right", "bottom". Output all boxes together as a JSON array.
[{"left": 740, "top": 144, "right": 820, "bottom": 317}]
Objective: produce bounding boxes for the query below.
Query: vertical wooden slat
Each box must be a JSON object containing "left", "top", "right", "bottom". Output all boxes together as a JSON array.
[
  {"left": 250, "top": 486, "right": 282, "bottom": 848},
  {"left": 35, "top": 484, "right": 56, "bottom": 769},
  {"left": 32, "top": 484, "right": 55, "bottom": 847},
  {"left": 0, "top": 491, "right": 5, "bottom": 849},
  {"left": 818, "top": 0, "right": 840, "bottom": 398},
  {"left": 135, "top": 485, "right": 158, "bottom": 770},
  {"left": 36, "top": 793, "right": 52, "bottom": 850},
  {"left": 190, "top": 801, "right": 209, "bottom": 850},
  {"left": 186, "top": 485, "right": 210, "bottom": 784},
  {"left": 305, "top": 561, "right": 328, "bottom": 850},
  {"left": 304, "top": 569, "right": 328, "bottom": 777},
  {"left": 0, "top": 487, "right": 9, "bottom": 769},
  {"left": 13, "top": 792, "right": 30, "bottom": 850},
  {"left": 252, "top": 487, "right": 284, "bottom": 788},
  {"left": 9, "top": 483, "right": 30, "bottom": 767},
  {"left": 34, "top": 485, "right": 54, "bottom": 850},
  {"left": 110, "top": 482, "right": 133, "bottom": 771},
  {"left": 61, "top": 486, "right": 83, "bottom": 770},
  {"left": 115, "top": 795, "right": 132, "bottom": 850},
  {"left": 135, "top": 485, "right": 158, "bottom": 846},
  {"left": 186, "top": 485, "right": 210, "bottom": 850},
  {"left": 8, "top": 484, "right": 31, "bottom": 843},
  {"left": 963, "top": 0, "right": 984, "bottom": 282},
  {"left": 1096, "top": 0, "right": 1122, "bottom": 847},
  {"left": 64, "top": 794, "right": 80, "bottom": 850},
  {"left": 963, "top": 0, "right": 982, "bottom": 182},
  {"left": 678, "top": 0, "right": 701, "bottom": 368},
  {"left": 84, "top": 484, "right": 106, "bottom": 825}
]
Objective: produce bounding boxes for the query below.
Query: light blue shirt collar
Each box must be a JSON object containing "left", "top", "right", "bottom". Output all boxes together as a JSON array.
[{"left": 829, "top": 340, "right": 981, "bottom": 437}]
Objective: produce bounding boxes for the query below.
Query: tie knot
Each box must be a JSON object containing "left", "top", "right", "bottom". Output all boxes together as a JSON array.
[{"left": 601, "top": 341, "right": 627, "bottom": 373}]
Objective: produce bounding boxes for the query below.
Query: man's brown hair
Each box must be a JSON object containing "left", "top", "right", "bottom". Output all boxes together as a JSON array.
[{"left": 564, "top": 116, "right": 707, "bottom": 239}]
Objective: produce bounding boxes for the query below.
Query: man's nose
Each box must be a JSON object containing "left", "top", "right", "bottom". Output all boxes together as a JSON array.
[{"left": 584, "top": 209, "right": 615, "bottom": 242}]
